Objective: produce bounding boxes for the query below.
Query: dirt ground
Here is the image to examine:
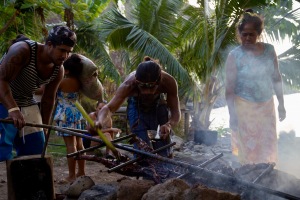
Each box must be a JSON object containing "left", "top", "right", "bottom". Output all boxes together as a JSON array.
[{"left": 0, "top": 156, "right": 128, "bottom": 200}]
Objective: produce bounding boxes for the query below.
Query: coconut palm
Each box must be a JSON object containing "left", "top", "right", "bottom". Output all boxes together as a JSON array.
[
  {"left": 1, "top": 0, "right": 300, "bottom": 138},
  {"left": 262, "top": 2, "right": 300, "bottom": 90},
  {"left": 0, "top": 0, "right": 121, "bottom": 84},
  {"left": 97, "top": 0, "right": 193, "bottom": 89},
  {"left": 176, "top": 0, "right": 300, "bottom": 134}
]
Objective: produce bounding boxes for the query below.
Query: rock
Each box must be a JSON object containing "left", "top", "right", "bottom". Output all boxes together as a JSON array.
[
  {"left": 79, "top": 183, "right": 118, "bottom": 200},
  {"left": 117, "top": 179, "right": 155, "bottom": 200},
  {"left": 182, "top": 184, "right": 241, "bottom": 200},
  {"left": 142, "top": 178, "right": 190, "bottom": 200},
  {"left": 172, "top": 135, "right": 184, "bottom": 151},
  {"left": 141, "top": 178, "right": 241, "bottom": 200},
  {"left": 63, "top": 176, "right": 95, "bottom": 198}
]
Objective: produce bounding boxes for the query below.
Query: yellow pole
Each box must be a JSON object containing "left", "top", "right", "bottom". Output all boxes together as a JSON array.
[{"left": 75, "top": 101, "right": 120, "bottom": 160}]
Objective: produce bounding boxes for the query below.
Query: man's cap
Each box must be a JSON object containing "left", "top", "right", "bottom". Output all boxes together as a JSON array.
[
  {"left": 135, "top": 57, "right": 161, "bottom": 82},
  {"left": 48, "top": 25, "right": 76, "bottom": 47}
]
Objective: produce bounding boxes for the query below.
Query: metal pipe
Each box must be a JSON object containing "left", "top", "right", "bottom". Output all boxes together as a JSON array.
[
  {"left": 253, "top": 163, "right": 276, "bottom": 183},
  {"left": 241, "top": 163, "right": 276, "bottom": 198},
  {"left": 0, "top": 119, "right": 106, "bottom": 143},
  {"left": 67, "top": 134, "right": 134, "bottom": 158},
  {"left": 64, "top": 127, "right": 89, "bottom": 134},
  {"left": 41, "top": 99, "right": 57, "bottom": 158},
  {"left": 177, "top": 153, "right": 223, "bottom": 179},
  {"left": 107, "top": 142, "right": 176, "bottom": 173},
  {"left": 113, "top": 143, "right": 300, "bottom": 200}
]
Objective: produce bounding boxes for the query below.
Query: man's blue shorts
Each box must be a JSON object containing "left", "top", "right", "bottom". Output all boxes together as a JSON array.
[
  {"left": 0, "top": 104, "right": 45, "bottom": 161},
  {"left": 127, "top": 97, "right": 173, "bottom": 157}
]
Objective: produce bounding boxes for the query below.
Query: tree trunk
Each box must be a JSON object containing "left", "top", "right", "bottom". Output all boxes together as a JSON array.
[{"left": 189, "top": 76, "right": 222, "bottom": 140}]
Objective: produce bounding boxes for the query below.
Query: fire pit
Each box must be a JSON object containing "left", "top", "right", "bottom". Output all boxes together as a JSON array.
[
  {"left": 72, "top": 134, "right": 300, "bottom": 200},
  {"left": 1, "top": 120, "right": 299, "bottom": 200}
]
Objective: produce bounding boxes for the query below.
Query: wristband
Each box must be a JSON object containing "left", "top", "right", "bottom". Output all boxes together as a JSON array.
[{"left": 8, "top": 107, "right": 20, "bottom": 113}]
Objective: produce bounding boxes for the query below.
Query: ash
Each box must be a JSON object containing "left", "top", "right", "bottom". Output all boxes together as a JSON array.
[{"left": 170, "top": 133, "right": 300, "bottom": 200}]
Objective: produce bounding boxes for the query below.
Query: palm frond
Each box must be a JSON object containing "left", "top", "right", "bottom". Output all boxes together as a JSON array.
[
  {"left": 75, "top": 22, "right": 121, "bottom": 84},
  {"left": 99, "top": 4, "right": 192, "bottom": 86}
]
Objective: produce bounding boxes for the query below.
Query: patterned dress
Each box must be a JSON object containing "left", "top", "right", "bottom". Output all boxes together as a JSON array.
[
  {"left": 54, "top": 90, "right": 84, "bottom": 136},
  {"left": 230, "top": 43, "right": 278, "bottom": 164}
]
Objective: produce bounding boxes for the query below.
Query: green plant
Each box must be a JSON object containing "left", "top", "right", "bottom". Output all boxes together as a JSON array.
[
  {"left": 46, "top": 131, "right": 66, "bottom": 161},
  {"left": 215, "top": 126, "right": 231, "bottom": 137}
]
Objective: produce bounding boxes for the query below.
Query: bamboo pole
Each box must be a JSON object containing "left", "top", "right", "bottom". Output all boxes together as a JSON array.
[{"left": 75, "top": 101, "right": 120, "bottom": 159}]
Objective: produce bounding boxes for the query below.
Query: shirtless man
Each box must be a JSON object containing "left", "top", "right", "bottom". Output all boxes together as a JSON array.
[
  {"left": 0, "top": 25, "right": 76, "bottom": 161},
  {"left": 93, "top": 56, "right": 181, "bottom": 158}
]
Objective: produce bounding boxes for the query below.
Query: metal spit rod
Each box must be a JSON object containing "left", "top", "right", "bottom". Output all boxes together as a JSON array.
[
  {"left": 240, "top": 162, "right": 276, "bottom": 197},
  {"left": 177, "top": 153, "right": 223, "bottom": 179},
  {"left": 108, "top": 141, "right": 176, "bottom": 173},
  {"left": 114, "top": 144, "right": 300, "bottom": 200},
  {"left": 0, "top": 119, "right": 112, "bottom": 144},
  {"left": 67, "top": 134, "right": 135, "bottom": 158},
  {"left": 1, "top": 119, "right": 299, "bottom": 200}
]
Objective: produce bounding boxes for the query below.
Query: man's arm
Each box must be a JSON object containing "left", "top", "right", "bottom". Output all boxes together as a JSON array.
[
  {"left": 0, "top": 42, "right": 29, "bottom": 128},
  {"left": 40, "top": 66, "right": 64, "bottom": 126},
  {"left": 96, "top": 78, "right": 134, "bottom": 129},
  {"left": 271, "top": 49, "right": 286, "bottom": 121},
  {"left": 159, "top": 74, "right": 181, "bottom": 140},
  {"left": 165, "top": 76, "right": 181, "bottom": 127}
]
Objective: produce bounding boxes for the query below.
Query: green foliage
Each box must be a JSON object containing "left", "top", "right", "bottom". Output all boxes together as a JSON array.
[
  {"left": 214, "top": 126, "right": 231, "bottom": 137},
  {"left": 98, "top": 1, "right": 193, "bottom": 90},
  {"left": 1, "top": 0, "right": 300, "bottom": 133},
  {"left": 47, "top": 131, "right": 66, "bottom": 160},
  {"left": 172, "top": 116, "right": 185, "bottom": 138}
]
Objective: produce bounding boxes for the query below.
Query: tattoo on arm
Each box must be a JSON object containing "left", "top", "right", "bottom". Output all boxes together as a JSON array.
[{"left": 0, "top": 45, "right": 28, "bottom": 81}]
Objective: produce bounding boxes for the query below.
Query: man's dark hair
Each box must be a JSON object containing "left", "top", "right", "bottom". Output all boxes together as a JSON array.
[
  {"left": 237, "top": 10, "right": 264, "bottom": 35},
  {"left": 46, "top": 25, "right": 76, "bottom": 47},
  {"left": 135, "top": 56, "right": 161, "bottom": 82}
]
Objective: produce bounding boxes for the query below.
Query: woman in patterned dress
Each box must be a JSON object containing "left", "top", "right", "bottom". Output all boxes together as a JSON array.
[
  {"left": 54, "top": 54, "right": 85, "bottom": 183},
  {"left": 225, "top": 9, "right": 286, "bottom": 164}
]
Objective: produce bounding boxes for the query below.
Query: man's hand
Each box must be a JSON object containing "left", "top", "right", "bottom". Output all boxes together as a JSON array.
[
  {"left": 160, "top": 122, "right": 171, "bottom": 140},
  {"left": 86, "top": 120, "right": 102, "bottom": 136},
  {"left": 7, "top": 109, "right": 25, "bottom": 129},
  {"left": 278, "top": 104, "right": 286, "bottom": 122}
]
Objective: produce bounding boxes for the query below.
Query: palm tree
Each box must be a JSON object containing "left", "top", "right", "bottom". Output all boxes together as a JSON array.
[
  {"left": 176, "top": 0, "right": 300, "bottom": 136},
  {"left": 0, "top": 0, "right": 121, "bottom": 84},
  {"left": 97, "top": 0, "right": 295, "bottom": 139},
  {"left": 262, "top": 2, "right": 300, "bottom": 90},
  {"left": 97, "top": 0, "right": 192, "bottom": 87},
  {"left": 1, "top": 0, "right": 299, "bottom": 139}
]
